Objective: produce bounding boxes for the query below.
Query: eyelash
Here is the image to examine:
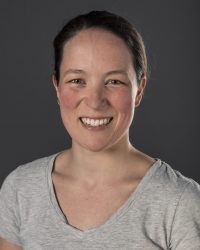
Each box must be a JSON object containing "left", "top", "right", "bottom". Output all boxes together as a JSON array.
[
  {"left": 68, "top": 79, "right": 85, "bottom": 84},
  {"left": 67, "top": 79, "right": 124, "bottom": 86},
  {"left": 106, "top": 79, "right": 123, "bottom": 85}
]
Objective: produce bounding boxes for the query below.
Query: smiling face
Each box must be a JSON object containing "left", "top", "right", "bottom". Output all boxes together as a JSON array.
[{"left": 53, "top": 28, "right": 146, "bottom": 152}]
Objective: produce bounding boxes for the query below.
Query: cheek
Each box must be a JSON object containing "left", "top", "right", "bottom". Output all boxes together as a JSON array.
[
  {"left": 111, "top": 90, "right": 134, "bottom": 113},
  {"left": 59, "top": 89, "right": 79, "bottom": 109}
]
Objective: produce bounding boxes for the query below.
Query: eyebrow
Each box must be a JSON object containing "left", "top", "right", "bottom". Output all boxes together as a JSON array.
[
  {"left": 104, "top": 70, "right": 128, "bottom": 76},
  {"left": 63, "top": 69, "right": 85, "bottom": 77},
  {"left": 63, "top": 68, "right": 128, "bottom": 77}
]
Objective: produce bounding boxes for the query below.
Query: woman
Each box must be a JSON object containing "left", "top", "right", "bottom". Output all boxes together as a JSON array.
[{"left": 0, "top": 10, "right": 200, "bottom": 250}]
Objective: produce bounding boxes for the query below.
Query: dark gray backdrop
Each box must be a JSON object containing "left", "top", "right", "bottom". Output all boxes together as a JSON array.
[{"left": 0, "top": 0, "right": 200, "bottom": 185}]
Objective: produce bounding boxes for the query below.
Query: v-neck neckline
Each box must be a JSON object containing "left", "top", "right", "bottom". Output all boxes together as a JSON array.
[{"left": 46, "top": 152, "right": 162, "bottom": 238}]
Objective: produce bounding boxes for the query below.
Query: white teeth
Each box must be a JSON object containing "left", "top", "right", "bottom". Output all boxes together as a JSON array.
[
  {"left": 100, "top": 119, "right": 104, "bottom": 125},
  {"left": 94, "top": 120, "right": 99, "bottom": 126},
  {"left": 81, "top": 117, "right": 112, "bottom": 127}
]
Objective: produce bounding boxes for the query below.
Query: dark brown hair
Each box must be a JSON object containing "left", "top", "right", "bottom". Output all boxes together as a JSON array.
[{"left": 53, "top": 10, "right": 148, "bottom": 85}]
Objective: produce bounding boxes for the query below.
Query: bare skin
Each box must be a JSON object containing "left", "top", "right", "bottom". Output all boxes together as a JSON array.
[
  {"left": 0, "top": 238, "right": 22, "bottom": 250},
  {"left": 52, "top": 148, "right": 155, "bottom": 231}
]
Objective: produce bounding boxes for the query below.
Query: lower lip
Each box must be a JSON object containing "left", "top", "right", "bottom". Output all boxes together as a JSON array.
[{"left": 79, "top": 119, "right": 113, "bottom": 131}]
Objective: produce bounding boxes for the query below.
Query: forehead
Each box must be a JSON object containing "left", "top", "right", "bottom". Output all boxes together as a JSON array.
[{"left": 61, "top": 28, "right": 134, "bottom": 72}]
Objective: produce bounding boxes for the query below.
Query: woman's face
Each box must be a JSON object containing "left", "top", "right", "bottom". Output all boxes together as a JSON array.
[{"left": 53, "top": 28, "right": 146, "bottom": 152}]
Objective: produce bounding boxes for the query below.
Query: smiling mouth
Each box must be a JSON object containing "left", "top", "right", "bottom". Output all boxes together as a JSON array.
[{"left": 80, "top": 117, "right": 113, "bottom": 127}]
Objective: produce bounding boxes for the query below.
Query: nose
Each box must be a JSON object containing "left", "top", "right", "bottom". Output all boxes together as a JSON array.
[{"left": 85, "top": 85, "right": 108, "bottom": 110}]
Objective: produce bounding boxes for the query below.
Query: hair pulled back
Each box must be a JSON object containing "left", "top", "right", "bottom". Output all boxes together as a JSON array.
[{"left": 53, "top": 10, "right": 148, "bottom": 85}]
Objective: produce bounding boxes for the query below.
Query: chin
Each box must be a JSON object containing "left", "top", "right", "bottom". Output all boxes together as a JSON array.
[{"left": 77, "top": 141, "right": 113, "bottom": 153}]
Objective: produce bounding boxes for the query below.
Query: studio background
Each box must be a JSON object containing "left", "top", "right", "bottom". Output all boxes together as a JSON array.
[{"left": 0, "top": 0, "right": 199, "bottom": 185}]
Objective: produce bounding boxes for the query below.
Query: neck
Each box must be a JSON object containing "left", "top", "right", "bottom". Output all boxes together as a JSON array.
[{"left": 66, "top": 136, "right": 138, "bottom": 186}]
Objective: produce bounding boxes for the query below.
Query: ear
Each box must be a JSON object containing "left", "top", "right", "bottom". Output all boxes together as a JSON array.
[
  {"left": 52, "top": 74, "right": 60, "bottom": 100},
  {"left": 135, "top": 77, "right": 147, "bottom": 107}
]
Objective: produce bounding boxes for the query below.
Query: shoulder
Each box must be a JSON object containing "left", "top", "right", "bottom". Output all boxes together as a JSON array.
[
  {"left": 155, "top": 162, "right": 200, "bottom": 248},
  {"left": 160, "top": 160, "right": 200, "bottom": 211},
  {"left": 141, "top": 160, "right": 200, "bottom": 248},
  {"left": 0, "top": 152, "right": 59, "bottom": 193},
  {"left": 0, "top": 153, "right": 59, "bottom": 247},
  {"left": 153, "top": 159, "right": 200, "bottom": 195},
  {"left": 145, "top": 159, "right": 200, "bottom": 213}
]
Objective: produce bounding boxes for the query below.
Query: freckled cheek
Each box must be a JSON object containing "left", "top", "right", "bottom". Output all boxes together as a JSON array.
[
  {"left": 59, "top": 89, "right": 80, "bottom": 109},
  {"left": 111, "top": 91, "right": 134, "bottom": 113}
]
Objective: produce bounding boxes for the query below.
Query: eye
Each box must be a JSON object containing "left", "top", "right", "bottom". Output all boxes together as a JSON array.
[
  {"left": 68, "top": 79, "right": 85, "bottom": 85},
  {"left": 106, "top": 79, "right": 124, "bottom": 86}
]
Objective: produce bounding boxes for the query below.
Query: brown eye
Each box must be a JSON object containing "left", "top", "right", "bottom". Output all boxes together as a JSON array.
[
  {"left": 67, "top": 79, "right": 86, "bottom": 86},
  {"left": 106, "top": 79, "right": 123, "bottom": 85}
]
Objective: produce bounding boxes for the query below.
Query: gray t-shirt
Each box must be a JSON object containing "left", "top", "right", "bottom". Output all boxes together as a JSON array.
[{"left": 0, "top": 152, "right": 200, "bottom": 249}]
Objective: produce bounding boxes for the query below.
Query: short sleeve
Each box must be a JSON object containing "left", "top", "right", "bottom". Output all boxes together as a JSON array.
[
  {"left": 169, "top": 179, "right": 200, "bottom": 249},
  {"left": 0, "top": 169, "right": 22, "bottom": 246}
]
